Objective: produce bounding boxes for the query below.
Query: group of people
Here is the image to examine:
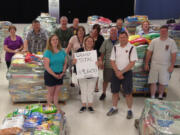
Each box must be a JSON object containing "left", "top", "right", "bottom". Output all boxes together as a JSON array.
[{"left": 3, "top": 16, "right": 177, "bottom": 119}]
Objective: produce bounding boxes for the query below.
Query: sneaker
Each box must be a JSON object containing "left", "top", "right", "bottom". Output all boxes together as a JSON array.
[
  {"left": 158, "top": 97, "right": 163, "bottom": 100},
  {"left": 70, "top": 83, "right": 75, "bottom": 87},
  {"left": 127, "top": 110, "right": 133, "bottom": 119},
  {"left": 99, "top": 93, "right": 106, "bottom": 100},
  {"left": 79, "top": 90, "right": 81, "bottom": 95},
  {"left": 88, "top": 107, "right": 94, "bottom": 113},
  {"left": 79, "top": 107, "right": 86, "bottom": 113},
  {"left": 107, "top": 108, "right": 118, "bottom": 116}
]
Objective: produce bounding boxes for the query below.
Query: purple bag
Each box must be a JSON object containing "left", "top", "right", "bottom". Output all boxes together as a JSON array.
[{"left": 173, "top": 23, "right": 180, "bottom": 30}]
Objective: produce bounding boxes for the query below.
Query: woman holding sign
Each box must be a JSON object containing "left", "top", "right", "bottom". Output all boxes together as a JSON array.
[
  {"left": 73, "top": 36, "right": 99, "bottom": 113},
  {"left": 43, "top": 34, "right": 67, "bottom": 114}
]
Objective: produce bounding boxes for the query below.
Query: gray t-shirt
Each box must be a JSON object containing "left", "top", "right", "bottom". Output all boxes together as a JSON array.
[
  {"left": 148, "top": 37, "right": 177, "bottom": 65},
  {"left": 100, "top": 39, "right": 119, "bottom": 68},
  {"left": 26, "top": 29, "right": 48, "bottom": 53}
]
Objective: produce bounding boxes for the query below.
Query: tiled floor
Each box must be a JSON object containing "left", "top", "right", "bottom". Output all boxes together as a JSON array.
[{"left": 0, "top": 23, "right": 180, "bottom": 135}]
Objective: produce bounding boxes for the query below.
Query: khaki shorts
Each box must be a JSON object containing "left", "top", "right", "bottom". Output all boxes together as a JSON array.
[
  {"left": 103, "top": 68, "right": 113, "bottom": 82},
  {"left": 148, "top": 64, "right": 170, "bottom": 85}
]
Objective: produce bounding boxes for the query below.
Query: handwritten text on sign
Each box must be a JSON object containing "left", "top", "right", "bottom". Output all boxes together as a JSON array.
[{"left": 74, "top": 50, "right": 98, "bottom": 79}]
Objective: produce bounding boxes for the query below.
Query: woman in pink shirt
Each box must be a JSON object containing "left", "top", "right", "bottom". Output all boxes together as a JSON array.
[
  {"left": 66, "top": 26, "right": 86, "bottom": 88},
  {"left": 66, "top": 26, "right": 86, "bottom": 54}
]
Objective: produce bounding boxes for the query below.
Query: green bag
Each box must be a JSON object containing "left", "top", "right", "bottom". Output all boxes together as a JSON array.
[
  {"left": 34, "top": 130, "right": 57, "bottom": 135},
  {"left": 40, "top": 104, "right": 57, "bottom": 114},
  {"left": 26, "top": 104, "right": 42, "bottom": 113},
  {"left": 143, "top": 33, "right": 160, "bottom": 40}
]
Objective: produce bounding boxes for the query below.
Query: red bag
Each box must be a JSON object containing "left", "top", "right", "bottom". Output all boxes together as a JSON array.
[
  {"left": 25, "top": 53, "right": 33, "bottom": 63},
  {"left": 98, "top": 17, "right": 112, "bottom": 24},
  {"left": 25, "top": 53, "right": 41, "bottom": 63},
  {"left": 130, "top": 37, "right": 148, "bottom": 46}
]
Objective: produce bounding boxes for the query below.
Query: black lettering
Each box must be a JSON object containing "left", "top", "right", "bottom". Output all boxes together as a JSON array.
[
  {"left": 78, "top": 57, "right": 93, "bottom": 63},
  {"left": 76, "top": 52, "right": 91, "bottom": 58},
  {"left": 81, "top": 68, "right": 97, "bottom": 75}
]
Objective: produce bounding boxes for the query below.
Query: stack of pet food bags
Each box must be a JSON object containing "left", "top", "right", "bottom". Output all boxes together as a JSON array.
[
  {"left": 23, "top": 13, "right": 57, "bottom": 39},
  {"left": 129, "top": 33, "right": 160, "bottom": 94},
  {"left": 7, "top": 53, "right": 69, "bottom": 103},
  {"left": 36, "top": 13, "right": 57, "bottom": 36},
  {"left": 87, "top": 15, "right": 112, "bottom": 39},
  {"left": 124, "top": 15, "right": 148, "bottom": 35},
  {"left": 129, "top": 35, "right": 149, "bottom": 94},
  {"left": 137, "top": 99, "right": 180, "bottom": 135},
  {"left": 0, "top": 21, "right": 12, "bottom": 61},
  {"left": 0, "top": 104, "right": 67, "bottom": 135},
  {"left": 168, "top": 23, "right": 180, "bottom": 66}
]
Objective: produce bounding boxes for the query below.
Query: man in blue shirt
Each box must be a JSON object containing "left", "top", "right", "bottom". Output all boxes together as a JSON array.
[{"left": 116, "top": 18, "right": 126, "bottom": 37}]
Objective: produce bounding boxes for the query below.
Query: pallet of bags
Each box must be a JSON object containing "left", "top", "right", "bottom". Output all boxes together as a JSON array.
[
  {"left": 0, "top": 21, "right": 12, "bottom": 62},
  {"left": 0, "top": 104, "right": 67, "bottom": 135},
  {"left": 8, "top": 72, "right": 45, "bottom": 102},
  {"left": 7, "top": 53, "right": 70, "bottom": 103},
  {"left": 135, "top": 99, "right": 180, "bottom": 135},
  {"left": 8, "top": 73, "right": 69, "bottom": 103},
  {"left": 7, "top": 72, "right": 70, "bottom": 103},
  {"left": 132, "top": 43, "right": 149, "bottom": 95}
]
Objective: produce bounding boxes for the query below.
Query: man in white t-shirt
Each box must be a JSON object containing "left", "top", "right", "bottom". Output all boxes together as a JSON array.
[
  {"left": 107, "top": 32, "right": 138, "bottom": 119},
  {"left": 145, "top": 25, "right": 177, "bottom": 100}
]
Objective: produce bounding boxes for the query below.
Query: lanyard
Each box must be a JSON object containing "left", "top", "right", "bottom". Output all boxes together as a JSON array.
[{"left": 77, "top": 36, "right": 84, "bottom": 48}]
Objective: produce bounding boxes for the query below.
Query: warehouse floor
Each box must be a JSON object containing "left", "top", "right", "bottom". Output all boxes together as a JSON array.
[{"left": 0, "top": 23, "right": 180, "bottom": 135}]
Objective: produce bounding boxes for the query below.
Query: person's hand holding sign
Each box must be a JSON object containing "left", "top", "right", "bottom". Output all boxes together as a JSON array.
[{"left": 96, "top": 61, "right": 100, "bottom": 67}]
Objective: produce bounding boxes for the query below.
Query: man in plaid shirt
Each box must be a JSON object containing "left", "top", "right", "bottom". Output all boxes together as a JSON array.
[{"left": 24, "top": 20, "right": 48, "bottom": 53}]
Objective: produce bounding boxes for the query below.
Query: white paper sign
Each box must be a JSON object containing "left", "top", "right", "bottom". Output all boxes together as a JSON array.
[
  {"left": 74, "top": 50, "right": 98, "bottom": 79},
  {"left": 48, "top": 0, "right": 60, "bottom": 23}
]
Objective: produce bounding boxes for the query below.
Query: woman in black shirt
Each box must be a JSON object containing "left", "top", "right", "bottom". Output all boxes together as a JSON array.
[{"left": 90, "top": 24, "right": 104, "bottom": 92}]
